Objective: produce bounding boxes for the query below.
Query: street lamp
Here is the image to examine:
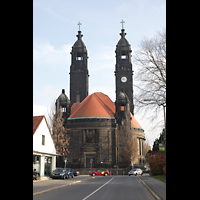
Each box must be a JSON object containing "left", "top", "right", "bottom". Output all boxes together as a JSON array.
[
  {"left": 131, "top": 156, "right": 133, "bottom": 169},
  {"left": 90, "top": 158, "right": 93, "bottom": 174},
  {"left": 64, "top": 158, "right": 67, "bottom": 169}
]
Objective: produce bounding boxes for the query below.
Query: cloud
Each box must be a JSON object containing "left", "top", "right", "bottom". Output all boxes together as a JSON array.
[
  {"left": 45, "top": 6, "right": 70, "bottom": 22},
  {"left": 33, "top": 40, "right": 72, "bottom": 69},
  {"left": 41, "top": 85, "right": 60, "bottom": 99},
  {"left": 33, "top": 104, "right": 48, "bottom": 117}
]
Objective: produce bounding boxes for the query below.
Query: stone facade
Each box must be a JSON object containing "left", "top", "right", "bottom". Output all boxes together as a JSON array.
[
  {"left": 66, "top": 117, "right": 117, "bottom": 168},
  {"left": 69, "top": 31, "right": 89, "bottom": 106}
]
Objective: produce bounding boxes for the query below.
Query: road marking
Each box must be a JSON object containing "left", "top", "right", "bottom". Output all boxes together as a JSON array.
[
  {"left": 82, "top": 177, "right": 114, "bottom": 200},
  {"left": 33, "top": 177, "right": 95, "bottom": 196}
]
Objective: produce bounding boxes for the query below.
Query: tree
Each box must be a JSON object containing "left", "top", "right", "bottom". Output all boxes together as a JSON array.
[
  {"left": 49, "top": 101, "right": 70, "bottom": 165},
  {"left": 152, "top": 128, "right": 166, "bottom": 152},
  {"left": 133, "top": 29, "right": 166, "bottom": 130},
  {"left": 146, "top": 150, "right": 166, "bottom": 175},
  {"left": 143, "top": 140, "right": 151, "bottom": 157},
  {"left": 118, "top": 116, "right": 139, "bottom": 167}
]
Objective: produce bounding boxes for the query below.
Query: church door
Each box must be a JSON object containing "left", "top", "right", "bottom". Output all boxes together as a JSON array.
[{"left": 86, "top": 155, "right": 95, "bottom": 168}]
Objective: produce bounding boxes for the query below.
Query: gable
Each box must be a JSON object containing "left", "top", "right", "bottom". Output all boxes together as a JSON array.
[
  {"left": 33, "top": 115, "right": 44, "bottom": 135},
  {"left": 33, "top": 116, "right": 56, "bottom": 154}
]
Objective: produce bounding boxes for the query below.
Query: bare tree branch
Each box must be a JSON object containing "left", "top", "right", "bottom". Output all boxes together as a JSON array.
[{"left": 133, "top": 28, "right": 166, "bottom": 128}]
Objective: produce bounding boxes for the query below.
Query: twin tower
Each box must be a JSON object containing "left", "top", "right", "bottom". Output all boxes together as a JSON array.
[{"left": 63, "top": 24, "right": 134, "bottom": 116}]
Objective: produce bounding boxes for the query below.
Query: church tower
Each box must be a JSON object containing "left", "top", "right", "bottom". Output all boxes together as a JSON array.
[
  {"left": 114, "top": 21, "right": 134, "bottom": 114},
  {"left": 70, "top": 24, "right": 89, "bottom": 106}
]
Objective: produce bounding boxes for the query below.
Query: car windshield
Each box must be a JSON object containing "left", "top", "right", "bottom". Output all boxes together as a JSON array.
[
  {"left": 131, "top": 169, "right": 136, "bottom": 171},
  {"left": 54, "top": 169, "right": 65, "bottom": 172}
]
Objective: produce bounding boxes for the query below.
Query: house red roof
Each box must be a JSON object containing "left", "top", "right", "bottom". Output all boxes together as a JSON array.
[
  {"left": 69, "top": 92, "right": 115, "bottom": 118},
  {"left": 33, "top": 115, "right": 45, "bottom": 135},
  {"left": 69, "top": 92, "right": 143, "bottom": 129},
  {"left": 130, "top": 112, "right": 142, "bottom": 129}
]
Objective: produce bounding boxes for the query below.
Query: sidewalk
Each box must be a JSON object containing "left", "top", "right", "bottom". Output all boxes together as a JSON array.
[
  {"left": 138, "top": 174, "right": 166, "bottom": 200},
  {"left": 33, "top": 175, "right": 94, "bottom": 196}
]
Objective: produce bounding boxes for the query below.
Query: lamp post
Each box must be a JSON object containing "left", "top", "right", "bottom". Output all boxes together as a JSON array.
[
  {"left": 90, "top": 158, "right": 93, "bottom": 174},
  {"left": 64, "top": 158, "right": 67, "bottom": 169},
  {"left": 131, "top": 156, "right": 133, "bottom": 169}
]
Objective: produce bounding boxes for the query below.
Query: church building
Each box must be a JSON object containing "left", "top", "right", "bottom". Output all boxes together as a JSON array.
[{"left": 55, "top": 23, "right": 146, "bottom": 169}]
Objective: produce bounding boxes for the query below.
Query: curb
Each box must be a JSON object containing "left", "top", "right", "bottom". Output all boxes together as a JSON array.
[
  {"left": 137, "top": 177, "right": 161, "bottom": 200},
  {"left": 33, "top": 177, "right": 95, "bottom": 196}
]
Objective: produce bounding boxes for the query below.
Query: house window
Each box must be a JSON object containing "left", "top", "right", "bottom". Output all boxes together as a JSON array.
[
  {"left": 121, "top": 51, "right": 127, "bottom": 59},
  {"left": 76, "top": 52, "right": 83, "bottom": 60},
  {"left": 60, "top": 107, "right": 66, "bottom": 112},
  {"left": 121, "top": 55, "right": 127, "bottom": 59},
  {"left": 42, "top": 135, "right": 45, "bottom": 145},
  {"left": 76, "top": 94, "right": 80, "bottom": 103},
  {"left": 120, "top": 106, "right": 126, "bottom": 111},
  {"left": 83, "top": 130, "right": 97, "bottom": 143}
]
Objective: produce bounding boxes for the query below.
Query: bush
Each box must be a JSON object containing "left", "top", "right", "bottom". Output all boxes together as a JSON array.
[
  {"left": 163, "top": 165, "right": 166, "bottom": 174},
  {"left": 146, "top": 151, "right": 166, "bottom": 176}
]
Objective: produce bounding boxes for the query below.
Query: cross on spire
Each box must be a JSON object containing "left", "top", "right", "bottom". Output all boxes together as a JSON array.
[
  {"left": 120, "top": 20, "right": 125, "bottom": 29},
  {"left": 77, "top": 21, "right": 82, "bottom": 31}
]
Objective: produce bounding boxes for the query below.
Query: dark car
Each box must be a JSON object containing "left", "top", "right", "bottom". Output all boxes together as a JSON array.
[
  {"left": 72, "top": 169, "right": 80, "bottom": 176},
  {"left": 90, "top": 169, "right": 109, "bottom": 176},
  {"left": 33, "top": 167, "right": 40, "bottom": 180},
  {"left": 64, "top": 168, "right": 74, "bottom": 178},
  {"left": 52, "top": 168, "right": 69, "bottom": 179}
]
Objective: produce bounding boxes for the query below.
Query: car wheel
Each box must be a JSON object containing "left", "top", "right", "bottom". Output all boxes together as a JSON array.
[
  {"left": 104, "top": 173, "right": 108, "bottom": 176},
  {"left": 92, "top": 173, "right": 95, "bottom": 176}
]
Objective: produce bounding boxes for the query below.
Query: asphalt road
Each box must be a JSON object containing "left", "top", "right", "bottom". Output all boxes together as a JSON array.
[
  {"left": 33, "top": 176, "right": 155, "bottom": 200},
  {"left": 33, "top": 176, "right": 91, "bottom": 194}
]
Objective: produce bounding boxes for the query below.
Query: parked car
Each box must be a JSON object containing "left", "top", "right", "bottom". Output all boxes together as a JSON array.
[
  {"left": 128, "top": 168, "right": 143, "bottom": 176},
  {"left": 90, "top": 169, "right": 109, "bottom": 176},
  {"left": 52, "top": 168, "right": 69, "bottom": 179},
  {"left": 64, "top": 168, "right": 74, "bottom": 178},
  {"left": 72, "top": 169, "right": 80, "bottom": 176},
  {"left": 33, "top": 167, "right": 40, "bottom": 180}
]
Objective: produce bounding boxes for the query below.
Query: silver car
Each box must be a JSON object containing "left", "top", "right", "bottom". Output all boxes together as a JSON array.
[{"left": 128, "top": 168, "right": 143, "bottom": 176}]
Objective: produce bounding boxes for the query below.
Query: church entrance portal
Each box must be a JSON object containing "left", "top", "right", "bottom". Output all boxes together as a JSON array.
[{"left": 86, "top": 155, "right": 95, "bottom": 168}]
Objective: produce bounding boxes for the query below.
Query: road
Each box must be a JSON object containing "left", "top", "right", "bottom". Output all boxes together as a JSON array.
[
  {"left": 33, "top": 176, "right": 91, "bottom": 194},
  {"left": 33, "top": 176, "right": 155, "bottom": 200}
]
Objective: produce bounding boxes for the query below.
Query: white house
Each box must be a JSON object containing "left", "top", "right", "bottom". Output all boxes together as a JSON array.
[{"left": 33, "top": 115, "right": 58, "bottom": 177}]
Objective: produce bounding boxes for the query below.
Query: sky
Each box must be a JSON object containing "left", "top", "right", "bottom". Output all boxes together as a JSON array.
[{"left": 33, "top": 0, "right": 166, "bottom": 147}]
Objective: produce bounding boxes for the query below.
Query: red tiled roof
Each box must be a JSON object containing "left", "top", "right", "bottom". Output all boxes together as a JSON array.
[
  {"left": 69, "top": 92, "right": 115, "bottom": 118},
  {"left": 130, "top": 112, "right": 142, "bottom": 128},
  {"left": 69, "top": 92, "right": 143, "bottom": 129},
  {"left": 33, "top": 115, "right": 45, "bottom": 135},
  {"left": 70, "top": 102, "right": 81, "bottom": 114}
]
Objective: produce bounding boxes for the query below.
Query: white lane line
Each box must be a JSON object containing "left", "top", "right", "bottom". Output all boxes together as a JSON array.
[{"left": 82, "top": 177, "right": 114, "bottom": 200}]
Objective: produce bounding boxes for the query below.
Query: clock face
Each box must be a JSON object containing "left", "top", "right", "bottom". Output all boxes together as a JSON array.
[{"left": 121, "top": 76, "right": 127, "bottom": 83}]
